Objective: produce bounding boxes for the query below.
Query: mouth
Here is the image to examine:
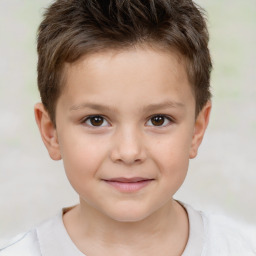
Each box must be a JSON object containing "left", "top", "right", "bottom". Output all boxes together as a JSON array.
[{"left": 103, "top": 177, "right": 154, "bottom": 193}]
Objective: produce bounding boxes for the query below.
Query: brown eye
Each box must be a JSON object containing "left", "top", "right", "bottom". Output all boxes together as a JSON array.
[
  {"left": 146, "top": 115, "right": 171, "bottom": 127},
  {"left": 151, "top": 116, "right": 165, "bottom": 126},
  {"left": 85, "top": 116, "right": 108, "bottom": 127}
]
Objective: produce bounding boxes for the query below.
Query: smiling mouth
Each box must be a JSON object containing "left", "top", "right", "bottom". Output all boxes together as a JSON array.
[{"left": 103, "top": 177, "right": 154, "bottom": 192}]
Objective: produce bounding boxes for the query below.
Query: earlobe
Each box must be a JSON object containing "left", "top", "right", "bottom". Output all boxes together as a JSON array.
[
  {"left": 189, "top": 101, "right": 211, "bottom": 159},
  {"left": 34, "top": 103, "right": 62, "bottom": 160}
]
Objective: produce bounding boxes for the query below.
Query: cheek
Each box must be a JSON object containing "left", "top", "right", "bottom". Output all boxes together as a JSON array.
[
  {"left": 150, "top": 134, "right": 191, "bottom": 188},
  {"left": 58, "top": 133, "right": 109, "bottom": 188},
  {"left": 151, "top": 131, "right": 192, "bottom": 164}
]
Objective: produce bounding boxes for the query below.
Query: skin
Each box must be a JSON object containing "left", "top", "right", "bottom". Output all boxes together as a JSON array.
[{"left": 35, "top": 46, "right": 211, "bottom": 256}]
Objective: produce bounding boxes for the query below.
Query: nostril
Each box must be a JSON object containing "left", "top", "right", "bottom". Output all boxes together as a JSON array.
[
  {"left": 110, "top": 150, "right": 146, "bottom": 165},
  {"left": 110, "top": 133, "right": 146, "bottom": 164}
]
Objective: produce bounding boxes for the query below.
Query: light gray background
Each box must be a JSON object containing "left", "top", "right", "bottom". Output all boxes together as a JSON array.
[{"left": 1, "top": 0, "right": 256, "bottom": 243}]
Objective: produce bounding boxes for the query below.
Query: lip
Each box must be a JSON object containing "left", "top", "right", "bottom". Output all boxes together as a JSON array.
[{"left": 103, "top": 177, "right": 154, "bottom": 193}]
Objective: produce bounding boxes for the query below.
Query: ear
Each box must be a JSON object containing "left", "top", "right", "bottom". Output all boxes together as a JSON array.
[
  {"left": 34, "top": 103, "right": 62, "bottom": 160},
  {"left": 189, "top": 101, "right": 211, "bottom": 159}
]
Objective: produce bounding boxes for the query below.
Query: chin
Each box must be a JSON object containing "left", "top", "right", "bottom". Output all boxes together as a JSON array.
[{"left": 106, "top": 205, "right": 154, "bottom": 223}]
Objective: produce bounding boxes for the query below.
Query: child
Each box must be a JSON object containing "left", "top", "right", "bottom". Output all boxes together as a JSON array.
[{"left": 1, "top": 0, "right": 255, "bottom": 255}]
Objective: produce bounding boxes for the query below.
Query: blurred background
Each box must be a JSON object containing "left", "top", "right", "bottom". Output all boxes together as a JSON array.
[{"left": 0, "top": 0, "right": 256, "bottom": 244}]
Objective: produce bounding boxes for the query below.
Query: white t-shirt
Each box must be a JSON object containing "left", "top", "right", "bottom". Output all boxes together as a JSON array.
[{"left": 1, "top": 202, "right": 256, "bottom": 256}]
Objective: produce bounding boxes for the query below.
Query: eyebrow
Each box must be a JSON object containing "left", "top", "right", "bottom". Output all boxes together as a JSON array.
[
  {"left": 142, "top": 100, "right": 185, "bottom": 112},
  {"left": 70, "top": 103, "right": 118, "bottom": 112},
  {"left": 69, "top": 100, "right": 184, "bottom": 112}
]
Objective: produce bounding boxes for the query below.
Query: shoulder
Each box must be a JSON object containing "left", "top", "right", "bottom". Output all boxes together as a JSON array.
[
  {"left": 180, "top": 201, "right": 256, "bottom": 255},
  {"left": 202, "top": 212, "right": 256, "bottom": 255},
  {"left": 0, "top": 229, "right": 41, "bottom": 256},
  {"left": 0, "top": 208, "right": 74, "bottom": 256}
]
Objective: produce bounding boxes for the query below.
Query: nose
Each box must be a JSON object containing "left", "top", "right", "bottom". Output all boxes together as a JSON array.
[{"left": 110, "top": 126, "right": 146, "bottom": 165}]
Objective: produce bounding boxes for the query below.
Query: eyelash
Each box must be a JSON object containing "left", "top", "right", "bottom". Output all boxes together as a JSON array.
[
  {"left": 82, "top": 114, "right": 174, "bottom": 128},
  {"left": 82, "top": 115, "right": 110, "bottom": 127},
  {"left": 146, "top": 114, "right": 173, "bottom": 127}
]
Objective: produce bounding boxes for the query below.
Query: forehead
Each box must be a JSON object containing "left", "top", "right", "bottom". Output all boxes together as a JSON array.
[
  {"left": 64, "top": 46, "right": 190, "bottom": 86},
  {"left": 59, "top": 46, "right": 195, "bottom": 112}
]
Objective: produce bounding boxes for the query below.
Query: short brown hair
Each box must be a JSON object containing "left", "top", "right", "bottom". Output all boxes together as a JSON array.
[{"left": 37, "top": 0, "right": 212, "bottom": 125}]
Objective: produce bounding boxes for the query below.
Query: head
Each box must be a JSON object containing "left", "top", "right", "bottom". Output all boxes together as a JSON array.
[
  {"left": 35, "top": 0, "right": 212, "bottom": 222},
  {"left": 37, "top": 0, "right": 212, "bottom": 125}
]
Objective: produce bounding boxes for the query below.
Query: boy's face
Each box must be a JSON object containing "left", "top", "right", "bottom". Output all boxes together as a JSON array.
[{"left": 36, "top": 47, "right": 210, "bottom": 222}]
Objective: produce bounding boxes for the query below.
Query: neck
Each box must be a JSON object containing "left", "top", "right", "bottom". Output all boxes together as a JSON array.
[{"left": 63, "top": 199, "right": 189, "bottom": 256}]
